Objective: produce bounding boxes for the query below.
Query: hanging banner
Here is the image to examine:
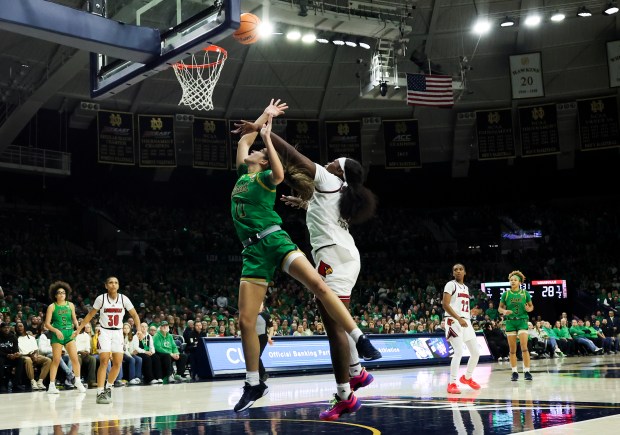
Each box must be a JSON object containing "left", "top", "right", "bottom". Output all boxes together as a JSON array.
[
  {"left": 476, "top": 109, "right": 516, "bottom": 160},
  {"left": 97, "top": 110, "right": 135, "bottom": 165},
  {"left": 577, "top": 96, "right": 620, "bottom": 151},
  {"left": 138, "top": 115, "right": 176, "bottom": 167},
  {"left": 606, "top": 40, "right": 620, "bottom": 88},
  {"left": 284, "top": 119, "right": 321, "bottom": 163},
  {"left": 228, "top": 120, "right": 265, "bottom": 170},
  {"left": 325, "top": 121, "right": 362, "bottom": 163},
  {"left": 509, "top": 52, "right": 545, "bottom": 99},
  {"left": 518, "top": 104, "right": 560, "bottom": 157},
  {"left": 382, "top": 119, "right": 421, "bottom": 169},
  {"left": 192, "top": 118, "right": 228, "bottom": 169}
]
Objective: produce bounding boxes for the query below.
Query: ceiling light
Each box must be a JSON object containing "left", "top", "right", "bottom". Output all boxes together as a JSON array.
[
  {"left": 316, "top": 32, "right": 329, "bottom": 43},
  {"left": 257, "top": 21, "right": 274, "bottom": 38},
  {"left": 604, "top": 2, "right": 619, "bottom": 14},
  {"left": 524, "top": 15, "right": 541, "bottom": 26},
  {"left": 358, "top": 39, "right": 371, "bottom": 49},
  {"left": 301, "top": 32, "right": 316, "bottom": 43},
  {"left": 332, "top": 35, "right": 345, "bottom": 45},
  {"left": 473, "top": 19, "right": 491, "bottom": 35},
  {"left": 286, "top": 30, "right": 301, "bottom": 41},
  {"left": 577, "top": 6, "right": 592, "bottom": 17},
  {"left": 500, "top": 16, "right": 515, "bottom": 27},
  {"left": 550, "top": 11, "right": 565, "bottom": 21},
  {"left": 345, "top": 39, "right": 357, "bottom": 47}
]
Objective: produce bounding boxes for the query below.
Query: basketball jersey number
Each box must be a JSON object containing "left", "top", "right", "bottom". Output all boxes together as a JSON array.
[
  {"left": 107, "top": 315, "right": 120, "bottom": 327},
  {"left": 461, "top": 300, "right": 469, "bottom": 313}
]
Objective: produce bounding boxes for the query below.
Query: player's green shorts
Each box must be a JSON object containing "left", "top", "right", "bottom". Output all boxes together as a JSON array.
[
  {"left": 51, "top": 329, "right": 74, "bottom": 346},
  {"left": 505, "top": 319, "right": 528, "bottom": 333},
  {"left": 241, "top": 230, "right": 300, "bottom": 283}
]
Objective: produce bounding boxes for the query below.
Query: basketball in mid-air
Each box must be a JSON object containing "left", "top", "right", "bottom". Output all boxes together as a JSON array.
[{"left": 233, "top": 13, "right": 261, "bottom": 45}]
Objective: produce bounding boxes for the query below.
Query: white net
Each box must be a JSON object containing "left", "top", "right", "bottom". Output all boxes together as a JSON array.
[{"left": 172, "top": 46, "right": 227, "bottom": 111}]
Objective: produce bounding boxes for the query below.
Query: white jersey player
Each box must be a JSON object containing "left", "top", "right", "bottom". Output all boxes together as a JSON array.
[
  {"left": 74, "top": 276, "right": 142, "bottom": 404},
  {"left": 441, "top": 263, "right": 481, "bottom": 394}
]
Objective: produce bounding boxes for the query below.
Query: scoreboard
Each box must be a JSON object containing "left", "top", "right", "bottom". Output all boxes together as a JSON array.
[{"left": 481, "top": 279, "right": 570, "bottom": 322}]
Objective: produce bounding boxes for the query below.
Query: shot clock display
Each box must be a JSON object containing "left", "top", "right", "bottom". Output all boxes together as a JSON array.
[{"left": 481, "top": 279, "right": 570, "bottom": 322}]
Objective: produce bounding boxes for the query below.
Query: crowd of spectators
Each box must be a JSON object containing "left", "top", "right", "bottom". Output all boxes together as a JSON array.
[{"left": 0, "top": 193, "right": 619, "bottom": 392}]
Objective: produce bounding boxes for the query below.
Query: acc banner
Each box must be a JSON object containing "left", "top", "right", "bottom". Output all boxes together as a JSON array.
[
  {"left": 325, "top": 121, "right": 362, "bottom": 162},
  {"left": 476, "top": 109, "right": 516, "bottom": 160},
  {"left": 577, "top": 96, "right": 620, "bottom": 151},
  {"left": 284, "top": 120, "right": 321, "bottom": 163},
  {"left": 382, "top": 119, "right": 421, "bottom": 169},
  {"left": 518, "top": 104, "right": 560, "bottom": 157},
  {"left": 510, "top": 52, "right": 544, "bottom": 99},
  {"left": 97, "top": 110, "right": 134, "bottom": 165},
  {"left": 193, "top": 118, "right": 228, "bottom": 169},
  {"left": 138, "top": 115, "right": 175, "bottom": 167}
]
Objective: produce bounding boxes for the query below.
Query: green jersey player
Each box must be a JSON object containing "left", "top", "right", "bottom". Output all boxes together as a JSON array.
[
  {"left": 230, "top": 99, "right": 380, "bottom": 414},
  {"left": 499, "top": 270, "right": 534, "bottom": 381}
]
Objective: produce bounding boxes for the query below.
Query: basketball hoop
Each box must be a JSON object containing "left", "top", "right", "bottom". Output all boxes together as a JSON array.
[{"left": 172, "top": 45, "right": 227, "bottom": 111}]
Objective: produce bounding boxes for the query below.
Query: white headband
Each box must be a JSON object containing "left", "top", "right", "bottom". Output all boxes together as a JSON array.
[{"left": 337, "top": 157, "right": 347, "bottom": 181}]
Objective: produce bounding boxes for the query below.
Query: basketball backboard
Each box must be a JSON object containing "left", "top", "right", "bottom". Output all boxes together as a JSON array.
[{"left": 90, "top": 0, "right": 240, "bottom": 100}]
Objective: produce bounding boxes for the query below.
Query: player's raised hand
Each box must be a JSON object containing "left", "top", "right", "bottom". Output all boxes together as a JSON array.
[
  {"left": 264, "top": 98, "right": 288, "bottom": 117},
  {"left": 231, "top": 120, "right": 260, "bottom": 135}
]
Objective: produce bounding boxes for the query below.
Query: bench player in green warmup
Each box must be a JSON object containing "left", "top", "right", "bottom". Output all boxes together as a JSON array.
[
  {"left": 230, "top": 99, "right": 381, "bottom": 413},
  {"left": 499, "top": 270, "right": 534, "bottom": 381},
  {"left": 44, "top": 281, "right": 86, "bottom": 394}
]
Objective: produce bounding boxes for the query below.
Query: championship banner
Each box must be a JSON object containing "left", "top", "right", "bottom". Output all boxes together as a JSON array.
[
  {"left": 97, "top": 110, "right": 135, "bottom": 165},
  {"left": 518, "top": 104, "right": 560, "bottom": 157},
  {"left": 382, "top": 119, "right": 421, "bottom": 169},
  {"left": 476, "top": 109, "right": 516, "bottom": 160},
  {"left": 607, "top": 40, "right": 620, "bottom": 88},
  {"left": 509, "top": 52, "right": 544, "bottom": 99},
  {"left": 325, "top": 120, "right": 362, "bottom": 163},
  {"left": 192, "top": 118, "right": 228, "bottom": 169},
  {"left": 138, "top": 115, "right": 176, "bottom": 167},
  {"left": 228, "top": 120, "right": 265, "bottom": 170},
  {"left": 284, "top": 119, "right": 321, "bottom": 163},
  {"left": 577, "top": 96, "right": 620, "bottom": 151}
]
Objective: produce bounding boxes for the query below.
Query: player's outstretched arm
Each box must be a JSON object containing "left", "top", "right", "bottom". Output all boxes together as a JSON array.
[{"left": 235, "top": 99, "right": 287, "bottom": 167}]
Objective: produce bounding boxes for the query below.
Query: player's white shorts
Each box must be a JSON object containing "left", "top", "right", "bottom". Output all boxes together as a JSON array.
[
  {"left": 444, "top": 317, "right": 476, "bottom": 343},
  {"left": 313, "top": 244, "right": 360, "bottom": 301},
  {"left": 98, "top": 327, "right": 124, "bottom": 353}
]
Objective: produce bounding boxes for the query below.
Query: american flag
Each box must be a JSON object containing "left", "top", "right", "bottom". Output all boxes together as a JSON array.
[{"left": 406, "top": 73, "right": 454, "bottom": 107}]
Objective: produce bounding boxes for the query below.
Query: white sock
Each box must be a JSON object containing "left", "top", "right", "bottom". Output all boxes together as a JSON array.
[
  {"left": 350, "top": 363, "right": 362, "bottom": 377},
  {"left": 350, "top": 328, "right": 363, "bottom": 342},
  {"left": 246, "top": 371, "right": 260, "bottom": 386},
  {"left": 336, "top": 383, "right": 351, "bottom": 400},
  {"left": 97, "top": 388, "right": 104, "bottom": 394},
  {"left": 106, "top": 382, "right": 113, "bottom": 389},
  {"left": 512, "top": 367, "right": 518, "bottom": 373}
]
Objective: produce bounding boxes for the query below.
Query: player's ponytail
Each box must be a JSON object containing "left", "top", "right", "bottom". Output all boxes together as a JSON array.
[{"left": 339, "top": 158, "right": 377, "bottom": 225}]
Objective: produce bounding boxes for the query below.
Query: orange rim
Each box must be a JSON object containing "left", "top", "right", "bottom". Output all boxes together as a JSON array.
[{"left": 173, "top": 45, "right": 228, "bottom": 69}]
